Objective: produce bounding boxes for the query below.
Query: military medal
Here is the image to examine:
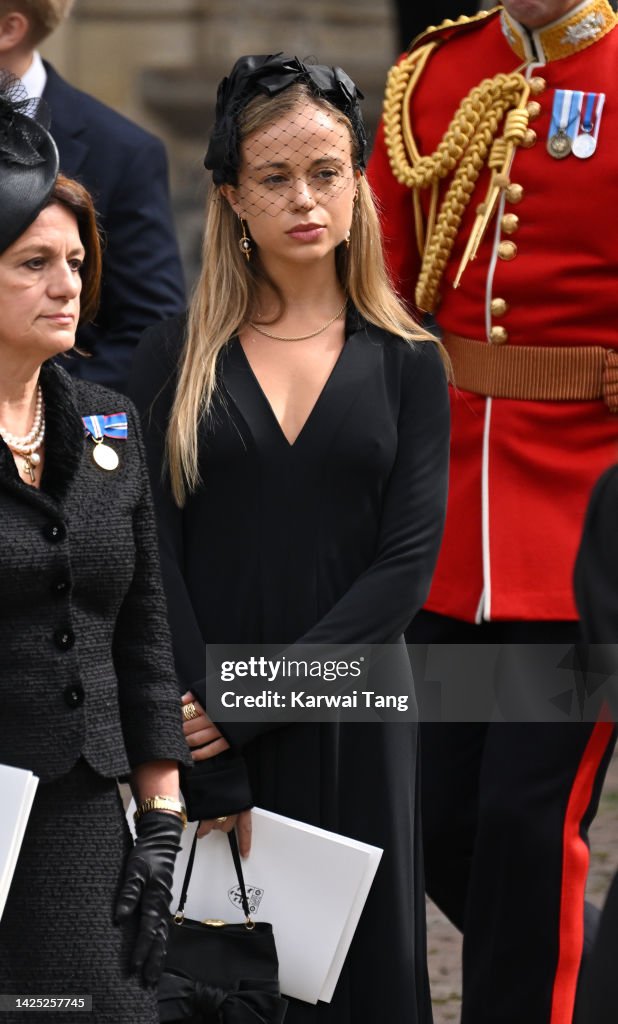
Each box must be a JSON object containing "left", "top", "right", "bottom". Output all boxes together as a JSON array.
[
  {"left": 92, "top": 438, "right": 120, "bottom": 471},
  {"left": 547, "top": 130, "right": 571, "bottom": 159},
  {"left": 572, "top": 132, "right": 596, "bottom": 159},
  {"left": 572, "top": 92, "right": 605, "bottom": 159},
  {"left": 547, "top": 89, "right": 582, "bottom": 160},
  {"left": 82, "top": 412, "right": 128, "bottom": 471}
]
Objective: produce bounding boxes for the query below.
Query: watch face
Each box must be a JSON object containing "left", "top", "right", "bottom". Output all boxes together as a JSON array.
[
  {"left": 547, "top": 131, "right": 571, "bottom": 159},
  {"left": 572, "top": 133, "right": 597, "bottom": 159}
]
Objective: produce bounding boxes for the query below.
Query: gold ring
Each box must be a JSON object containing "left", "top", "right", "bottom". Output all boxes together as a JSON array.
[
  {"left": 215, "top": 816, "right": 228, "bottom": 824},
  {"left": 182, "top": 702, "right": 199, "bottom": 722}
]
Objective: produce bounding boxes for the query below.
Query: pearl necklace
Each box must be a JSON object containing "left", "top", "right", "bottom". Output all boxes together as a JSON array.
[{"left": 0, "top": 385, "right": 46, "bottom": 483}]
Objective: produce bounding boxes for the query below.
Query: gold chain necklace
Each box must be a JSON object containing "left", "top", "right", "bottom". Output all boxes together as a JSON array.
[{"left": 249, "top": 299, "right": 347, "bottom": 342}]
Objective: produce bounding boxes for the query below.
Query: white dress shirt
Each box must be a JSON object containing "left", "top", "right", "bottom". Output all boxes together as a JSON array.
[{"left": 20, "top": 51, "right": 47, "bottom": 99}]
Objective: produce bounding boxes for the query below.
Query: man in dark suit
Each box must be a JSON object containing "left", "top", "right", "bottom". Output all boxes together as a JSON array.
[{"left": 0, "top": 0, "right": 186, "bottom": 392}]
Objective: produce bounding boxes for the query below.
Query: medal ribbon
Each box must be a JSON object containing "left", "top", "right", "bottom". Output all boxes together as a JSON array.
[
  {"left": 580, "top": 92, "right": 605, "bottom": 143},
  {"left": 82, "top": 413, "right": 128, "bottom": 441},
  {"left": 595, "top": 94, "right": 606, "bottom": 138},
  {"left": 568, "top": 91, "right": 584, "bottom": 134},
  {"left": 581, "top": 92, "right": 597, "bottom": 133},
  {"left": 549, "top": 89, "right": 583, "bottom": 141}
]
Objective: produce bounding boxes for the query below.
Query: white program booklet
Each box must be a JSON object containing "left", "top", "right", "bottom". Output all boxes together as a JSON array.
[
  {"left": 0, "top": 764, "right": 39, "bottom": 921},
  {"left": 128, "top": 803, "right": 382, "bottom": 1004}
]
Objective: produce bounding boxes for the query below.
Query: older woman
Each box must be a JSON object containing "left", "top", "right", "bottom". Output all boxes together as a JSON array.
[{"left": 0, "top": 74, "right": 189, "bottom": 1022}]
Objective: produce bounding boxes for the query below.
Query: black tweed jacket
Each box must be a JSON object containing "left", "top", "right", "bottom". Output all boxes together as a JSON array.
[{"left": 0, "top": 361, "right": 189, "bottom": 783}]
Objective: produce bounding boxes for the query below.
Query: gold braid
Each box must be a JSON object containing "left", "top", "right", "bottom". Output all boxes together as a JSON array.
[{"left": 383, "top": 49, "right": 530, "bottom": 313}]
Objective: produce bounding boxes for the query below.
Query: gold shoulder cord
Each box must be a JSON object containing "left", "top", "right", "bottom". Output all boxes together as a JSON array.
[{"left": 383, "top": 15, "right": 530, "bottom": 313}]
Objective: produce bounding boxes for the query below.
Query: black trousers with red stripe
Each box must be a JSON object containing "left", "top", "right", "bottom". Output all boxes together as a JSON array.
[
  {"left": 578, "top": 682, "right": 618, "bottom": 1024},
  {"left": 407, "top": 611, "right": 616, "bottom": 1024}
]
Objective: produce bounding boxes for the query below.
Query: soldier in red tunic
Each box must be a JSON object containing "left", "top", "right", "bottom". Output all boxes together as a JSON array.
[{"left": 369, "top": 2, "right": 617, "bottom": 1022}]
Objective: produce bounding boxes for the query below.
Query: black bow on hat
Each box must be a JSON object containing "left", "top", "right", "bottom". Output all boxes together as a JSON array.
[
  {"left": 204, "top": 53, "right": 367, "bottom": 186},
  {"left": 0, "top": 71, "right": 59, "bottom": 254}
]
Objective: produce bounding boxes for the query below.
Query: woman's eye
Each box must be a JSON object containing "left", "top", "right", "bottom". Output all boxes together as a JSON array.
[
  {"left": 25, "top": 258, "right": 45, "bottom": 270},
  {"left": 68, "top": 258, "right": 84, "bottom": 272},
  {"left": 263, "top": 174, "right": 288, "bottom": 186},
  {"left": 315, "top": 168, "right": 339, "bottom": 182}
]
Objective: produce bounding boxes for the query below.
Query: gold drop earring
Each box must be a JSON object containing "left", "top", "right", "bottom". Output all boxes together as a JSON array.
[
  {"left": 238, "top": 217, "right": 252, "bottom": 260},
  {"left": 346, "top": 190, "right": 358, "bottom": 249}
]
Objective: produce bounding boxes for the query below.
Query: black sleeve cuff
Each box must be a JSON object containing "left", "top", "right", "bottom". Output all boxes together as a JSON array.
[{"left": 181, "top": 749, "right": 253, "bottom": 821}]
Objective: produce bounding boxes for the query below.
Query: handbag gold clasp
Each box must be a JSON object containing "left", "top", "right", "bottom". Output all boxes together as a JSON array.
[{"left": 202, "top": 918, "right": 227, "bottom": 927}]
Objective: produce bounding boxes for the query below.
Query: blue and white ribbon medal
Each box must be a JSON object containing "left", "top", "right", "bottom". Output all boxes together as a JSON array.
[
  {"left": 547, "top": 89, "right": 583, "bottom": 159},
  {"left": 82, "top": 412, "right": 128, "bottom": 471},
  {"left": 572, "top": 92, "right": 605, "bottom": 159}
]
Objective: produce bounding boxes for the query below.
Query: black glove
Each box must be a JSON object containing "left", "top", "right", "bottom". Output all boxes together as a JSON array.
[{"left": 115, "top": 810, "right": 184, "bottom": 985}]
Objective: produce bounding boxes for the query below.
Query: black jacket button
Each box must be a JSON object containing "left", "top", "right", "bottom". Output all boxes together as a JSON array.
[
  {"left": 42, "top": 521, "right": 66, "bottom": 543},
  {"left": 54, "top": 628, "right": 75, "bottom": 651},
  {"left": 51, "top": 577, "right": 71, "bottom": 597},
  {"left": 63, "top": 684, "right": 84, "bottom": 708}
]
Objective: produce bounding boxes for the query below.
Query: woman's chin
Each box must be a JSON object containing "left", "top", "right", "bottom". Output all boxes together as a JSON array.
[{"left": 42, "top": 333, "right": 77, "bottom": 360}]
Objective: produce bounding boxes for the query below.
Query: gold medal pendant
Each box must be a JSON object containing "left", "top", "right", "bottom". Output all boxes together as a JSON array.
[
  {"left": 547, "top": 130, "right": 571, "bottom": 160},
  {"left": 546, "top": 89, "right": 580, "bottom": 161},
  {"left": 92, "top": 438, "right": 119, "bottom": 471}
]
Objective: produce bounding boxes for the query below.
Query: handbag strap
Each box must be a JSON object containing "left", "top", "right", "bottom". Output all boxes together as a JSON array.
[
  {"left": 227, "top": 827, "right": 251, "bottom": 919},
  {"left": 176, "top": 825, "right": 252, "bottom": 923}
]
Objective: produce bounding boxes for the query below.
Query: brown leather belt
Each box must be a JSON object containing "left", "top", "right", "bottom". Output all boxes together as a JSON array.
[{"left": 442, "top": 332, "right": 618, "bottom": 413}]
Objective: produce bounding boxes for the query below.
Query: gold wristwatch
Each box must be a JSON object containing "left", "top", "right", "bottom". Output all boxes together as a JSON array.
[{"left": 133, "top": 795, "right": 188, "bottom": 828}]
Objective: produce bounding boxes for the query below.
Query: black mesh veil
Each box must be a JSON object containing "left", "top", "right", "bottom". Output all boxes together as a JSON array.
[
  {"left": 0, "top": 71, "right": 59, "bottom": 253},
  {"left": 204, "top": 54, "right": 367, "bottom": 187}
]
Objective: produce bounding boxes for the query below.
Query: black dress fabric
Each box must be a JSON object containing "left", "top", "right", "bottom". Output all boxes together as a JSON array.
[
  {"left": 130, "top": 309, "right": 450, "bottom": 1024},
  {"left": 0, "top": 363, "right": 188, "bottom": 1022},
  {"left": 574, "top": 464, "right": 618, "bottom": 646}
]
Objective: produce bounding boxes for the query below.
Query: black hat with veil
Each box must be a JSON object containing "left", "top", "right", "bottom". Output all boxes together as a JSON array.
[
  {"left": 203, "top": 53, "right": 367, "bottom": 187},
  {"left": 0, "top": 71, "right": 59, "bottom": 254}
]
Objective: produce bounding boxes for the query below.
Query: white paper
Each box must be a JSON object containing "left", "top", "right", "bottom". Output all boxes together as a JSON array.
[
  {"left": 128, "top": 803, "right": 381, "bottom": 1004},
  {"left": 0, "top": 764, "right": 39, "bottom": 921},
  {"left": 319, "top": 834, "right": 382, "bottom": 1002}
]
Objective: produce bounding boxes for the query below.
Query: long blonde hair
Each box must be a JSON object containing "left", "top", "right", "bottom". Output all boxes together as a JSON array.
[{"left": 168, "top": 84, "right": 434, "bottom": 506}]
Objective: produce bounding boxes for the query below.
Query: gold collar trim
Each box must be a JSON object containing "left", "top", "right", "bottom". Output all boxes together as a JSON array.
[{"left": 500, "top": 0, "right": 617, "bottom": 62}]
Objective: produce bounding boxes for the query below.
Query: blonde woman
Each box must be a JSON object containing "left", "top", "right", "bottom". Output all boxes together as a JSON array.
[{"left": 131, "top": 54, "right": 449, "bottom": 1023}]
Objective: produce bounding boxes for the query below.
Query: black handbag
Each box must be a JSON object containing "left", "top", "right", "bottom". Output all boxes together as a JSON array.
[{"left": 158, "top": 825, "right": 288, "bottom": 1024}]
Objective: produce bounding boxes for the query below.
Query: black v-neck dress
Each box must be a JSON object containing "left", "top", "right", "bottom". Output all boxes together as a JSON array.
[{"left": 130, "top": 309, "right": 450, "bottom": 1024}]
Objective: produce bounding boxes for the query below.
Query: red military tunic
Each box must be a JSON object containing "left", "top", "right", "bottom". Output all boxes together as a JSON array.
[{"left": 368, "top": 0, "right": 618, "bottom": 622}]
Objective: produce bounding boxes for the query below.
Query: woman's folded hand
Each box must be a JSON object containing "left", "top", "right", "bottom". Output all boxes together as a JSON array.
[{"left": 181, "top": 690, "right": 230, "bottom": 760}]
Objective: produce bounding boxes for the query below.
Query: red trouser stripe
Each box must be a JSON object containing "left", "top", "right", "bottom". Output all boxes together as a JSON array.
[{"left": 550, "top": 720, "right": 614, "bottom": 1024}]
